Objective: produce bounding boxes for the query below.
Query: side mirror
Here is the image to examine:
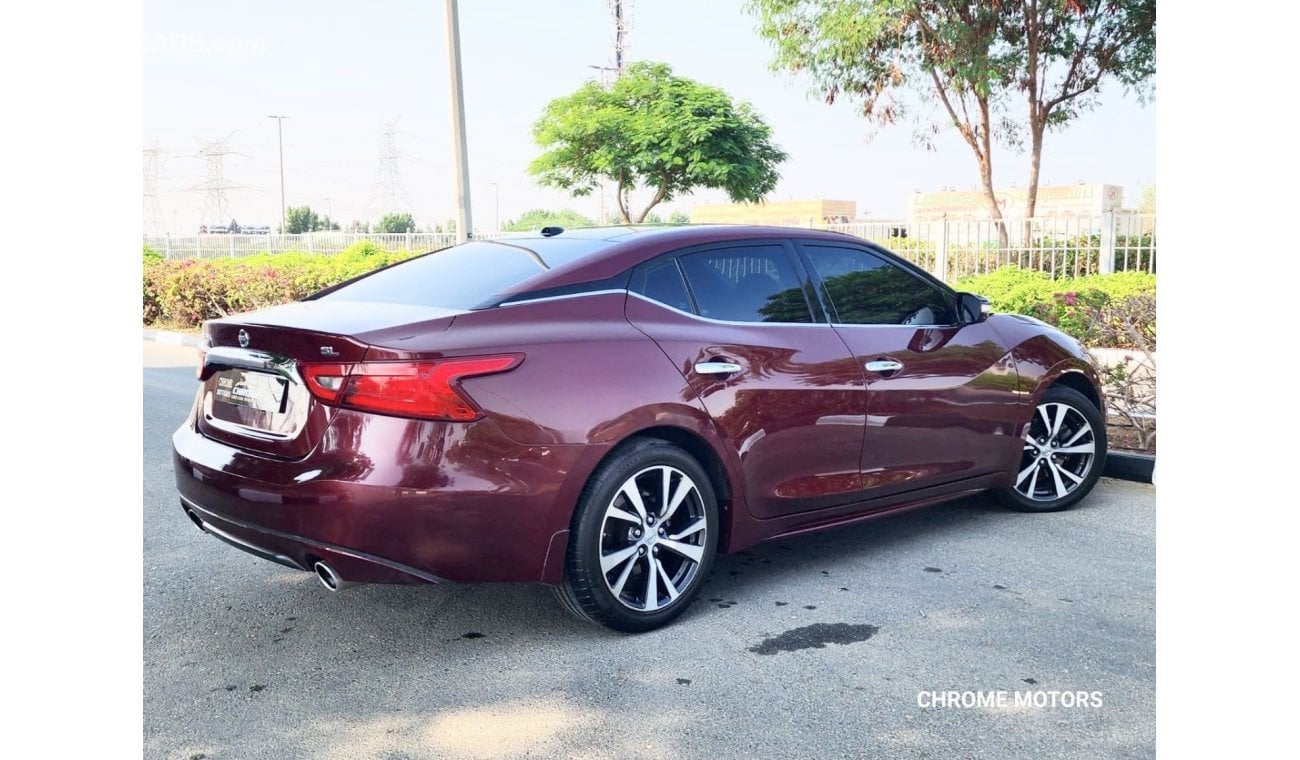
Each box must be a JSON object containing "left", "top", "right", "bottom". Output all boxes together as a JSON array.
[{"left": 957, "top": 292, "right": 991, "bottom": 324}]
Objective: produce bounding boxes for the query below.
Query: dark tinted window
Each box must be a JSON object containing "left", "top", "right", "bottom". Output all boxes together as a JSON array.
[
  {"left": 634, "top": 259, "right": 694, "bottom": 313},
  {"left": 317, "top": 239, "right": 613, "bottom": 309},
  {"left": 805, "top": 245, "right": 955, "bottom": 325},
  {"left": 678, "top": 246, "right": 812, "bottom": 323}
]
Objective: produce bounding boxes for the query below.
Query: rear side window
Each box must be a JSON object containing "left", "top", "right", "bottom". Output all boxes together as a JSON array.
[
  {"left": 677, "top": 246, "right": 813, "bottom": 323},
  {"left": 317, "top": 239, "right": 613, "bottom": 310},
  {"left": 804, "top": 245, "right": 956, "bottom": 326},
  {"left": 633, "top": 259, "right": 694, "bottom": 313}
]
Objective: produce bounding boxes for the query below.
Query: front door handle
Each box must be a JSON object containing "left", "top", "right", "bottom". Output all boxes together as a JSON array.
[
  {"left": 694, "top": 361, "right": 742, "bottom": 375},
  {"left": 865, "top": 359, "right": 904, "bottom": 374}
]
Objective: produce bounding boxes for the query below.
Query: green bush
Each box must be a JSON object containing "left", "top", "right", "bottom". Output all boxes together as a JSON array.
[
  {"left": 143, "top": 244, "right": 422, "bottom": 327},
  {"left": 957, "top": 267, "right": 1156, "bottom": 349}
]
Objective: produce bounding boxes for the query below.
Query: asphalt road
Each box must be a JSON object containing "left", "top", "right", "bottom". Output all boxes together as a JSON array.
[{"left": 144, "top": 340, "right": 1156, "bottom": 759}]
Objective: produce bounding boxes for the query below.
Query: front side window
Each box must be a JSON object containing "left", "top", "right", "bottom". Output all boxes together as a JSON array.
[
  {"left": 804, "top": 245, "right": 955, "bottom": 326},
  {"left": 677, "top": 246, "right": 813, "bottom": 323}
]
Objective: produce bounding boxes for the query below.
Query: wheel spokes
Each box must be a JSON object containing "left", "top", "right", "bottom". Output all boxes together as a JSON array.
[
  {"left": 1017, "top": 400, "right": 1097, "bottom": 502},
  {"left": 599, "top": 465, "right": 708, "bottom": 611}
]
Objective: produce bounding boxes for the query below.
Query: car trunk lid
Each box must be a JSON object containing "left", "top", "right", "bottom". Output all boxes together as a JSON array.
[{"left": 195, "top": 301, "right": 459, "bottom": 458}]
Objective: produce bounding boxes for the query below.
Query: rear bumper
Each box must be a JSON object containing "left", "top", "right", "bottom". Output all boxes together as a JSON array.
[
  {"left": 171, "top": 410, "right": 591, "bottom": 584},
  {"left": 181, "top": 495, "right": 449, "bottom": 584}
]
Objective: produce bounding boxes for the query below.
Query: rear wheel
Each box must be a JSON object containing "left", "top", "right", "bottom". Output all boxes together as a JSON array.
[
  {"left": 553, "top": 439, "right": 717, "bottom": 632},
  {"left": 995, "top": 385, "right": 1107, "bottom": 513}
]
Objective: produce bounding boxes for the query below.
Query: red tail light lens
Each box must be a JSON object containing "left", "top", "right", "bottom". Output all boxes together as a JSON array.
[{"left": 298, "top": 355, "right": 521, "bottom": 421}]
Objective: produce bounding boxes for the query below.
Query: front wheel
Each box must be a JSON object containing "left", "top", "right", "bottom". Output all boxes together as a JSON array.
[
  {"left": 995, "top": 384, "right": 1107, "bottom": 513},
  {"left": 553, "top": 439, "right": 718, "bottom": 632}
]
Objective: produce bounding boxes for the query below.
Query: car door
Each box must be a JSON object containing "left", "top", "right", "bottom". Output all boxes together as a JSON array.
[
  {"left": 624, "top": 240, "right": 869, "bottom": 519},
  {"left": 795, "top": 241, "right": 1023, "bottom": 498}
]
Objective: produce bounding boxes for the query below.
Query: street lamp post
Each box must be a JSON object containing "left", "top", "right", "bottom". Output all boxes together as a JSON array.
[
  {"left": 267, "top": 115, "right": 289, "bottom": 232},
  {"left": 444, "top": 0, "right": 472, "bottom": 242}
]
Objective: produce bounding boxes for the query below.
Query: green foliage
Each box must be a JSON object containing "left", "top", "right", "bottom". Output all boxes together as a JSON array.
[
  {"left": 669, "top": 210, "right": 690, "bottom": 224},
  {"left": 748, "top": 1, "right": 1156, "bottom": 219},
  {"left": 143, "top": 243, "right": 422, "bottom": 327},
  {"left": 143, "top": 244, "right": 163, "bottom": 263},
  {"left": 956, "top": 267, "right": 1156, "bottom": 349},
  {"left": 377, "top": 212, "right": 415, "bottom": 233},
  {"left": 284, "top": 206, "right": 336, "bottom": 234},
  {"left": 503, "top": 208, "right": 594, "bottom": 232},
  {"left": 529, "top": 61, "right": 787, "bottom": 223}
]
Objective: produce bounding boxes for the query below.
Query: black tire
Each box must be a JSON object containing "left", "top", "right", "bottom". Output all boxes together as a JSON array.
[
  {"left": 995, "top": 384, "right": 1107, "bottom": 513},
  {"left": 552, "top": 438, "right": 718, "bottom": 632}
]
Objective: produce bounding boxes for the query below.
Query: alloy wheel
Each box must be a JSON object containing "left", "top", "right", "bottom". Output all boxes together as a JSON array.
[
  {"left": 598, "top": 465, "right": 708, "bottom": 612},
  {"left": 1015, "top": 401, "right": 1098, "bottom": 502}
]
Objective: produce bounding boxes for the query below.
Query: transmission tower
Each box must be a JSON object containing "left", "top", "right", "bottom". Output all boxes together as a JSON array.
[
  {"left": 192, "top": 135, "right": 242, "bottom": 230},
  {"left": 143, "top": 142, "right": 166, "bottom": 235},
  {"left": 370, "top": 119, "right": 412, "bottom": 218},
  {"left": 608, "top": 0, "right": 633, "bottom": 75}
]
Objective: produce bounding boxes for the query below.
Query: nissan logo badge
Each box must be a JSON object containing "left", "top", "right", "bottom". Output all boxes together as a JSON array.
[{"left": 238, "top": 329, "right": 250, "bottom": 348}]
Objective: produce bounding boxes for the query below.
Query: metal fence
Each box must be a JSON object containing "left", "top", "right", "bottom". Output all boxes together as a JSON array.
[
  {"left": 147, "top": 212, "right": 1154, "bottom": 284},
  {"left": 819, "top": 212, "right": 1155, "bottom": 282},
  {"left": 143, "top": 231, "right": 507, "bottom": 259}
]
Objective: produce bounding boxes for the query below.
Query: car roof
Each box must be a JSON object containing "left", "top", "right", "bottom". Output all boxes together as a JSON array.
[{"left": 487, "top": 224, "right": 873, "bottom": 298}]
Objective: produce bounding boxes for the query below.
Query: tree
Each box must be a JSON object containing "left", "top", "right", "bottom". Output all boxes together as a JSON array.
[
  {"left": 529, "top": 61, "right": 788, "bottom": 224},
  {"left": 503, "top": 208, "right": 594, "bottom": 232},
  {"left": 284, "top": 206, "right": 322, "bottom": 234},
  {"left": 1007, "top": 1, "right": 1155, "bottom": 220},
  {"left": 749, "top": 1, "right": 1154, "bottom": 243},
  {"left": 1138, "top": 185, "right": 1155, "bottom": 214},
  {"left": 642, "top": 212, "right": 664, "bottom": 224},
  {"left": 376, "top": 212, "right": 415, "bottom": 233}
]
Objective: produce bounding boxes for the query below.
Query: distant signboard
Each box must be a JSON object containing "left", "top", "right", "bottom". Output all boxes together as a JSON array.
[{"left": 909, "top": 184, "right": 1123, "bottom": 221}]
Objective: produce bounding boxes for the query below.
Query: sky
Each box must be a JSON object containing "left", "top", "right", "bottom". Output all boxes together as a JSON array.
[{"left": 143, "top": 0, "right": 1156, "bottom": 234}]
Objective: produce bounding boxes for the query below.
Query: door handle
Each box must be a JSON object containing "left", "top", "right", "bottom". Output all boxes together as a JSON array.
[
  {"left": 694, "top": 361, "right": 742, "bottom": 375},
  {"left": 865, "top": 359, "right": 904, "bottom": 374}
]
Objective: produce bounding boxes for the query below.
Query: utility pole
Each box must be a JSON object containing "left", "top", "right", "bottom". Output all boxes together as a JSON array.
[
  {"left": 444, "top": 0, "right": 472, "bottom": 242},
  {"left": 267, "top": 115, "right": 288, "bottom": 232}
]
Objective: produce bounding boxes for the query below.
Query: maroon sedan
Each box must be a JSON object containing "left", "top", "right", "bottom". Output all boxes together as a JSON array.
[{"left": 173, "top": 225, "right": 1106, "bottom": 631}]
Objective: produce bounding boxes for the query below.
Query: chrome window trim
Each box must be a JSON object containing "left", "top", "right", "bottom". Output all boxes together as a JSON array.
[
  {"left": 626, "top": 290, "right": 832, "bottom": 328},
  {"left": 497, "top": 289, "right": 629, "bottom": 307}
]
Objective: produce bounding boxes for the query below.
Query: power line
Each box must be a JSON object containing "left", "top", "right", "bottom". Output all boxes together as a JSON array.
[
  {"left": 191, "top": 134, "right": 244, "bottom": 230},
  {"left": 370, "top": 118, "right": 413, "bottom": 221},
  {"left": 143, "top": 142, "right": 166, "bottom": 235},
  {"left": 608, "top": 0, "right": 632, "bottom": 75}
]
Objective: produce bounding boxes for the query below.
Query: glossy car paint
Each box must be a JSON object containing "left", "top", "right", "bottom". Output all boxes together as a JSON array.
[{"left": 172, "top": 226, "right": 1103, "bottom": 589}]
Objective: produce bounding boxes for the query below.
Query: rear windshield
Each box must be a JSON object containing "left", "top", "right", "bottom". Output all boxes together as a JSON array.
[{"left": 316, "top": 238, "right": 614, "bottom": 309}]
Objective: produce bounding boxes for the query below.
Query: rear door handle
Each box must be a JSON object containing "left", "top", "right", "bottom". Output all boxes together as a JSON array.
[
  {"left": 694, "top": 361, "right": 742, "bottom": 375},
  {"left": 865, "top": 359, "right": 904, "bottom": 374}
]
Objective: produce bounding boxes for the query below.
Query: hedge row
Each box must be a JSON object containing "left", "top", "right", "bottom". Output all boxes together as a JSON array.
[
  {"left": 144, "top": 246, "right": 1156, "bottom": 350},
  {"left": 956, "top": 267, "right": 1156, "bottom": 350},
  {"left": 143, "top": 242, "right": 420, "bottom": 326}
]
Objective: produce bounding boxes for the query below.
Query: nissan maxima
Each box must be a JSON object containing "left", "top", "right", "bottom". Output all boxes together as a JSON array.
[{"left": 172, "top": 225, "right": 1106, "bottom": 632}]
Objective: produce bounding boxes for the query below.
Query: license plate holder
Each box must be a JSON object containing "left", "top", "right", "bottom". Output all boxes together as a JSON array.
[{"left": 213, "top": 370, "right": 288, "bottom": 414}]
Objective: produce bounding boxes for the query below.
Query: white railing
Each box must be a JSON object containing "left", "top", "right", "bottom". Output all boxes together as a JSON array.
[
  {"left": 143, "top": 231, "right": 509, "bottom": 259},
  {"left": 819, "top": 212, "right": 1155, "bottom": 282},
  {"left": 146, "top": 213, "right": 1155, "bottom": 284}
]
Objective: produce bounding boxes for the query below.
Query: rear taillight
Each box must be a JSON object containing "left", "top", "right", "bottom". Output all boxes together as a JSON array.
[{"left": 298, "top": 355, "right": 522, "bottom": 421}]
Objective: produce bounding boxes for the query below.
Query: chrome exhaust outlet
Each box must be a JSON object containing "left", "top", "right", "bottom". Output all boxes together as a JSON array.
[{"left": 313, "top": 561, "right": 354, "bottom": 591}]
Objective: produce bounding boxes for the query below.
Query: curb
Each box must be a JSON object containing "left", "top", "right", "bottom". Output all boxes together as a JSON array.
[
  {"left": 1103, "top": 452, "right": 1155, "bottom": 484},
  {"left": 144, "top": 329, "right": 200, "bottom": 348}
]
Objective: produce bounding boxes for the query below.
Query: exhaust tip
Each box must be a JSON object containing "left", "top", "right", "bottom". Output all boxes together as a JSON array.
[
  {"left": 184, "top": 508, "right": 206, "bottom": 532},
  {"left": 314, "top": 561, "right": 345, "bottom": 591}
]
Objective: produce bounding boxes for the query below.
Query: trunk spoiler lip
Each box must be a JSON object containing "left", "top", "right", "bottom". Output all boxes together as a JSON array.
[{"left": 199, "top": 346, "right": 296, "bottom": 382}]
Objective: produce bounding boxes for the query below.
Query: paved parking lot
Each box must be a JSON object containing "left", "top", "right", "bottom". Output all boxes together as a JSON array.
[{"left": 145, "top": 340, "right": 1155, "bottom": 759}]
